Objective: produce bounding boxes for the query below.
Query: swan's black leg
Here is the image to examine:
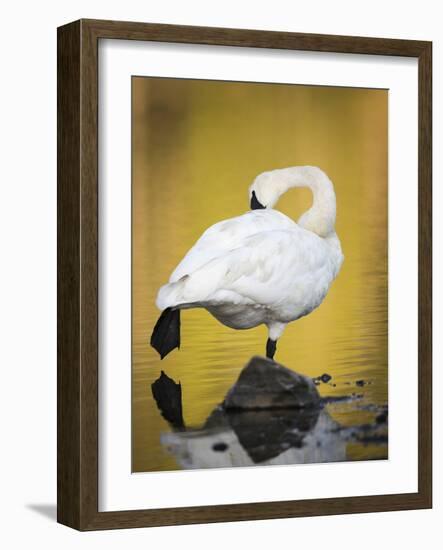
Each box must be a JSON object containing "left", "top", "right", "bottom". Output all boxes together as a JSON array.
[
  {"left": 266, "top": 338, "right": 277, "bottom": 360},
  {"left": 150, "top": 307, "right": 181, "bottom": 359}
]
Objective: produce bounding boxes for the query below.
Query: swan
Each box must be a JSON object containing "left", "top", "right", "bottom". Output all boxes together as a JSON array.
[{"left": 150, "top": 166, "right": 344, "bottom": 361}]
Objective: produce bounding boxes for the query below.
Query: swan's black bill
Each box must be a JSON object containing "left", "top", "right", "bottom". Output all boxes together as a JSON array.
[
  {"left": 250, "top": 190, "right": 266, "bottom": 210},
  {"left": 266, "top": 338, "right": 277, "bottom": 360},
  {"left": 151, "top": 307, "right": 181, "bottom": 359}
]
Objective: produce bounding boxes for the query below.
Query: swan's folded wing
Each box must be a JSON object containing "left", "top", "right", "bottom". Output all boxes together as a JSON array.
[
  {"left": 212, "top": 230, "right": 334, "bottom": 307},
  {"left": 169, "top": 210, "right": 296, "bottom": 283},
  {"left": 160, "top": 228, "right": 334, "bottom": 310}
]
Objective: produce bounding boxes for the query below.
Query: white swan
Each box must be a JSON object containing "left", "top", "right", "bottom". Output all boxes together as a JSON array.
[{"left": 151, "top": 166, "right": 344, "bottom": 360}]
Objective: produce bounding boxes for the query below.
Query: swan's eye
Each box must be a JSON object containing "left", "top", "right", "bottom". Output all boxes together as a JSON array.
[{"left": 250, "top": 190, "right": 266, "bottom": 210}]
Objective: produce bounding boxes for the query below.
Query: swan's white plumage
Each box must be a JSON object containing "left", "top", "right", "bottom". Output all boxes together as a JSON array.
[{"left": 156, "top": 166, "right": 343, "bottom": 344}]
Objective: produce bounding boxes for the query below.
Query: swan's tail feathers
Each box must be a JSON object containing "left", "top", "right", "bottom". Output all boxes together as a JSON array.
[{"left": 150, "top": 307, "right": 181, "bottom": 360}]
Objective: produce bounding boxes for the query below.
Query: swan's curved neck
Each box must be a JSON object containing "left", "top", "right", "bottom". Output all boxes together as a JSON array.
[{"left": 270, "top": 167, "right": 336, "bottom": 238}]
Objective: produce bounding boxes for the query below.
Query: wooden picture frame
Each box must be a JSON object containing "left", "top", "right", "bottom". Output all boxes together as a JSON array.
[{"left": 57, "top": 19, "right": 432, "bottom": 530}]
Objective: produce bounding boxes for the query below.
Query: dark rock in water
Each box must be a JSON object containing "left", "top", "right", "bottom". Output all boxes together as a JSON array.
[
  {"left": 212, "top": 442, "right": 228, "bottom": 452},
  {"left": 356, "top": 379, "right": 366, "bottom": 387},
  {"left": 313, "top": 373, "right": 331, "bottom": 384},
  {"left": 223, "top": 356, "right": 320, "bottom": 410},
  {"left": 352, "top": 393, "right": 364, "bottom": 399},
  {"left": 375, "top": 411, "right": 388, "bottom": 424}
]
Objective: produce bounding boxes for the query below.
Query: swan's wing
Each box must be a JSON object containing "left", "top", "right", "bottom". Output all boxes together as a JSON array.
[
  {"left": 205, "top": 230, "right": 334, "bottom": 307},
  {"left": 169, "top": 209, "right": 296, "bottom": 283},
  {"left": 158, "top": 228, "right": 335, "bottom": 311}
]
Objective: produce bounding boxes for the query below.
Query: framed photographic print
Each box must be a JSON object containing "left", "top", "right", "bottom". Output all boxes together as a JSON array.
[{"left": 57, "top": 19, "right": 432, "bottom": 530}]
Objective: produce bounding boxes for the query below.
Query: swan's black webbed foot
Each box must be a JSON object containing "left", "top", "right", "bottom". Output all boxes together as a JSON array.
[
  {"left": 266, "top": 338, "right": 277, "bottom": 360},
  {"left": 150, "top": 307, "right": 181, "bottom": 359}
]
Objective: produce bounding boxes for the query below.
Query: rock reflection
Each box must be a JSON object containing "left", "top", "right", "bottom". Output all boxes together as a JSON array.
[
  {"left": 161, "top": 406, "right": 347, "bottom": 469},
  {"left": 151, "top": 369, "right": 354, "bottom": 469}
]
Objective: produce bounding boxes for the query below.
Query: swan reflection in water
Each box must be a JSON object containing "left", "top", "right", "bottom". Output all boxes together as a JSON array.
[
  {"left": 161, "top": 406, "right": 347, "bottom": 470},
  {"left": 150, "top": 370, "right": 364, "bottom": 469}
]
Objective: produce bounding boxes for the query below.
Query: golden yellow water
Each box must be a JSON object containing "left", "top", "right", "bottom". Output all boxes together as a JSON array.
[{"left": 132, "top": 77, "right": 388, "bottom": 472}]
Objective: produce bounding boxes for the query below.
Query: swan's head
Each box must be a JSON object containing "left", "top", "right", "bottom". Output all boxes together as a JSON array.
[
  {"left": 248, "top": 171, "right": 284, "bottom": 210},
  {"left": 248, "top": 167, "right": 337, "bottom": 237}
]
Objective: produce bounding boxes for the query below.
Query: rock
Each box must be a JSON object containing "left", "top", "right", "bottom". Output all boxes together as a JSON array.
[
  {"left": 212, "top": 442, "right": 229, "bottom": 452},
  {"left": 375, "top": 411, "right": 388, "bottom": 424},
  {"left": 313, "top": 373, "right": 332, "bottom": 384},
  {"left": 223, "top": 356, "right": 320, "bottom": 410}
]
